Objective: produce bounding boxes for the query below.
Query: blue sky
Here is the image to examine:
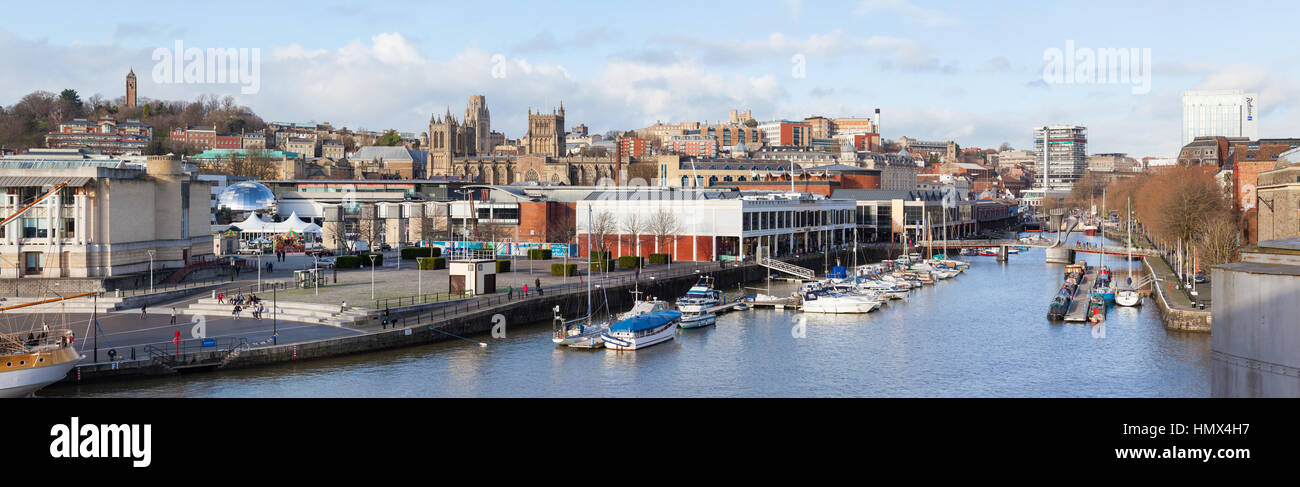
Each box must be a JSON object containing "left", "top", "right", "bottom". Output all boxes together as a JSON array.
[{"left": 2, "top": 0, "right": 1297, "bottom": 156}]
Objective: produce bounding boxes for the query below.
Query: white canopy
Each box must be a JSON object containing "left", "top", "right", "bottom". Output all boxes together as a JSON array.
[{"left": 230, "top": 212, "right": 323, "bottom": 235}]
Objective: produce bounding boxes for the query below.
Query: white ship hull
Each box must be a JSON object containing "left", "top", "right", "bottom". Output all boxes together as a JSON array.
[
  {"left": 801, "top": 298, "right": 879, "bottom": 314},
  {"left": 0, "top": 355, "right": 79, "bottom": 398},
  {"left": 679, "top": 313, "right": 717, "bottom": 329},
  {"left": 602, "top": 324, "right": 677, "bottom": 350},
  {"left": 1116, "top": 290, "right": 1141, "bottom": 307}
]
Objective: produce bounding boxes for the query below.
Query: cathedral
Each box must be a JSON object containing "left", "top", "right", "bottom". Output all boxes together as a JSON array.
[{"left": 426, "top": 97, "right": 619, "bottom": 186}]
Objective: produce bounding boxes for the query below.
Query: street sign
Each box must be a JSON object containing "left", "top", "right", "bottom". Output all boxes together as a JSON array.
[{"left": 201, "top": 338, "right": 216, "bottom": 347}]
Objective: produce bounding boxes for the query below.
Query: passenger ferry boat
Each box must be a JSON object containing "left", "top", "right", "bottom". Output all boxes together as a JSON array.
[{"left": 601, "top": 310, "right": 682, "bottom": 350}]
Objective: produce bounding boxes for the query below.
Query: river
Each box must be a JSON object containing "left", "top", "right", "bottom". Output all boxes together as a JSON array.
[{"left": 44, "top": 233, "right": 1211, "bottom": 397}]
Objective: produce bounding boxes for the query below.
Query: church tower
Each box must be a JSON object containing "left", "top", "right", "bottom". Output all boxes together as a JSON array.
[
  {"left": 465, "top": 95, "right": 491, "bottom": 154},
  {"left": 125, "top": 68, "right": 137, "bottom": 108},
  {"left": 427, "top": 109, "right": 456, "bottom": 178}
]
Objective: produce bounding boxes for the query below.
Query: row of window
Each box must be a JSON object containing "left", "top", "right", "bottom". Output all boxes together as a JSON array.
[{"left": 742, "top": 209, "right": 854, "bottom": 231}]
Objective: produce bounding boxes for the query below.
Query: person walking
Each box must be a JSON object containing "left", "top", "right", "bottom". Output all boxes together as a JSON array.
[
  {"left": 508, "top": 286, "right": 514, "bottom": 300},
  {"left": 232, "top": 304, "right": 241, "bottom": 321},
  {"left": 340, "top": 300, "right": 348, "bottom": 313},
  {"left": 140, "top": 303, "right": 147, "bottom": 319},
  {"left": 170, "top": 307, "right": 178, "bottom": 326},
  {"left": 522, "top": 284, "right": 528, "bottom": 296},
  {"left": 217, "top": 292, "right": 225, "bottom": 304},
  {"left": 382, "top": 308, "right": 390, "bottom": 329}
]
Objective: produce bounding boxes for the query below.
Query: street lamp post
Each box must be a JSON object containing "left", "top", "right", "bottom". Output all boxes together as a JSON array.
[
  {"left": 313, "top": 253, "right": 319, "bottom": 296},
  {"left": 369, "top": 254, "right": 378, "bottom": 299},
  {"left": 146, "top": 250, "right": 155, "bottom": 293}
]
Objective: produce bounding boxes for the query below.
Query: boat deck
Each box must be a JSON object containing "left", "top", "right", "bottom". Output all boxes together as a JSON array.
[{"left": 1064, "top": 266, "right": 1099, "bottom": 323}]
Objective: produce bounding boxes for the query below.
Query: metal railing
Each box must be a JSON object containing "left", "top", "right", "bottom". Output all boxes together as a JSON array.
[{"left": 90, "top": 336, "right": 253, "bottom": 367}]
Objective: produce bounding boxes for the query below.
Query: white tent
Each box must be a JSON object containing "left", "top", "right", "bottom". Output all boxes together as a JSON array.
[{"left": 230, "top": 212, "right": 323, "bottom": 236}]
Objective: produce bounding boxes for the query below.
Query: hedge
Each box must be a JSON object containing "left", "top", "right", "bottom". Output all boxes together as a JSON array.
[
  {"left": 360, "top": 253, "right": 383, "bottom": 267},
  {"left": 528, "top": 249, "right": 552, "bottom": 260},
  {"left": 617, "top": 256, "right": 643, "bottom": 269},
  {"left": 401, "top": 247, "right": 441, "bottom": 260},
  {"left": 649, "top": 253, "right": 672, "bottom": 265},
  {"left": 334, "top": 256, "right": 361, "bottom": 268},
  {"left": 418, "top": 256, "right": 446, "bottom": 270},
  {"left": 496, "top": 259, "right": 511, "bottom": 273},
  {"left": 589, "top": 260, "right": 615, "bottom": 272},
  {"left": 588, "top": 250, "right": 611, "bottom": 262},
  {"left": 550, "top": 263, "right": 578, "bottom": 276}
]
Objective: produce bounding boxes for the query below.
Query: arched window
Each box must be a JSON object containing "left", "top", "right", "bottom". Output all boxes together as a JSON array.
[
  {"left": 738, "top": 176, "right": 747, "bottom": 182},
  {"left": 723, "top": 176, "right": 733, "bottom": 182},
  {"left": 708, "top": 176, "right": 718, "bottom": 186},
  {"left": 681, "top": 175, "right": 689, "bottom": 187}
]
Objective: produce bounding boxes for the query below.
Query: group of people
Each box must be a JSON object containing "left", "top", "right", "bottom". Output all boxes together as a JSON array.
[
  {"left": 218, "top": 292, "right": 266, "bottom": 321},
  {"left": 507, "top": 278, "right": 545, "bottom": 299}
]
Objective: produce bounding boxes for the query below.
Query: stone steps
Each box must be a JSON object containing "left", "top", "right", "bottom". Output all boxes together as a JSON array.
[{"left": 183, "top": 298, "right": 371, "bottom": 327}]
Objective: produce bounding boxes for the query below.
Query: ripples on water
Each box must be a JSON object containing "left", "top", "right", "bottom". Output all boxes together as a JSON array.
[{"left": 47, "top": 237, "right": 1211, "bottom": 398}]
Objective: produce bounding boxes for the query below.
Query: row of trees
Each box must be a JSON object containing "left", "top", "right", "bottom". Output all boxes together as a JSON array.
[
  {"left": 585, "top": 209, "right": 684, "bottom": 257},
  {"left": 1058, "top": 166, "right": 1241, "bottom": 267}
]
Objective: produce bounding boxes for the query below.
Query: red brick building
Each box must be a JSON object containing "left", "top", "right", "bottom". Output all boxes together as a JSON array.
[
  {"left": 618, "top": 137, "right": 650, "bottom": 157},
  {"left": 1229, "top": 138, "right": 1300, "bottom": 244},
  {"left": 171, "top": 126, "right": 242, "bottom": 150}
]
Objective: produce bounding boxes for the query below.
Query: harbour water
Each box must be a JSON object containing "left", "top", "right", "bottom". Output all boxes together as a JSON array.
[{"left": 44, "top": 235, "right": 1211, "bottom": 397}]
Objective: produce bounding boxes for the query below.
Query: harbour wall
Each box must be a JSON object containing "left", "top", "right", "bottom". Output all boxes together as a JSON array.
[
  {"left": 1143, "top": 258, "right": 1211, "bottom": 332},
  {"left": 64, "top": 249, "right": 885, "bottom": 384}
]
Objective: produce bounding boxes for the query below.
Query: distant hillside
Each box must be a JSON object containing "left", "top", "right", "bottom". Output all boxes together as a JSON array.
[{"left": 0, "top": 90, "right": 266, "bottom": 154}]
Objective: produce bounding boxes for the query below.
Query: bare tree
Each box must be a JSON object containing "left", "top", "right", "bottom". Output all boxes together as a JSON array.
[
  {"left": 620, "top": 213, "right": 646, "bottom": 258},
  {"left": 587, "top": 210, "right": 618, "bottom": 258},
  {"left": 1196, "top": 210, "right": 1241, "bottom": 267},
  {"left": 647, "top": 209, "right": 680, "bottom": 255}
]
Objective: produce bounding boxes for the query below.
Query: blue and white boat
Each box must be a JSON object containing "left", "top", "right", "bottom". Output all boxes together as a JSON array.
[
  {"left": 601, "top": 310, "right": 682, "bottom": 351},
  {"left": 676, "top": 275, "right": 722, "bottom": 313},
  {"left": 679, "top": 311, "right": 717, "bottom": 329}
]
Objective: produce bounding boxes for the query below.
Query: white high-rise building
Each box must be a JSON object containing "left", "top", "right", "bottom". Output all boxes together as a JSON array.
[
  {"left": 1032, "top": 125, "right": 1088, "bottom": 192},
  {"left": 1182, "top": 90, "right": 1258, "bottom": 147}
]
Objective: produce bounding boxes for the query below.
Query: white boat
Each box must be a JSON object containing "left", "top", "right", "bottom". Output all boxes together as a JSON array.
[
  {"left": 1116, "top": 289, "right": 1141, "bottom": 307},
  {"left": 553, "top": 318, "right": 609, "bottom": 348},
  {"left": 602, "top": 310, "right": 681, "bottom": 350},
  {"left": 676, "top": 276, "right": 722, "bottom": 313},
  {"left": 679, "top": 311, "right": 717, "bottom": 329},
  {"left": 1, "top": 329, "right": 82, "bottom": 398},
  {"left": 799, "top": 283, "right": 880, "bottom": 314},
  {"left": 618, "top": 298, "right": 672, "bottom": 321}
]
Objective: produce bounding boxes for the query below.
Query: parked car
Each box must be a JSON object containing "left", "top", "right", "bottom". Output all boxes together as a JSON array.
[
  {"left": 307, "top": 248, "right": 334, "bottom": 257},
  {"left": 313, "top": 257, "right": 336, "bottom": 269},
  {"left": 378, "top": 243, "right": 392, "bottom": 251},
  {"left": 1194, "top": 273, "right": 1208, "bottom": 284}
]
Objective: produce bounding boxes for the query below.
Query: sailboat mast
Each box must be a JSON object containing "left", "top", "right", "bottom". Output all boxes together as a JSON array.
[
  {"left": 586, "top": 205, "right": 593, "bottom": 323},
  {"left": 1126, "top": 196, "right": 1132, "bottom": 280}
]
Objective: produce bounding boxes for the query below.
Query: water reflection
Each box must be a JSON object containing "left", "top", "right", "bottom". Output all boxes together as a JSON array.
[{"left": 41, "top": 235, "right": 1211, "bottom": 398}]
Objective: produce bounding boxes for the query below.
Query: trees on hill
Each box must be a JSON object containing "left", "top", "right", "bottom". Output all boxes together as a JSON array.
[{"left": 1, "top": 90, "right": 266, "bottom": 151}]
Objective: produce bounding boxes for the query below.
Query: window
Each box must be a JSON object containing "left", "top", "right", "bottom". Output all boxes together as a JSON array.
[{"left": 24, "top": 252, "right": 43, "bottom": 274}]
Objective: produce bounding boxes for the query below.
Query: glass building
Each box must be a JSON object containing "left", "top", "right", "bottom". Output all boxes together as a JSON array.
[{"left": 1182, "top": 90, "right": 1259, "bottom": 147}]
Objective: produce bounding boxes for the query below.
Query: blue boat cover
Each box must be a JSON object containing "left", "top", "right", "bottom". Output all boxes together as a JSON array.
[{"left": 609, "top": 310, "right": 682, "bottom": 332}]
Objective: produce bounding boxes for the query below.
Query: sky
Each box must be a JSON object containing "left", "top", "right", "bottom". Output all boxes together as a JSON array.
[{"left": 2, "top": 0, "right": 1297, "bottom": 157}]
